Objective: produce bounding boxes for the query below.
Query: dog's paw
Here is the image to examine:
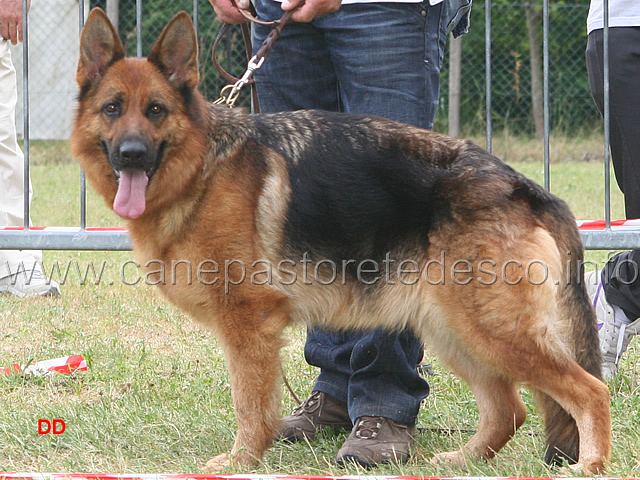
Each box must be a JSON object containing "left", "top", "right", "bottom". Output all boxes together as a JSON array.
[
  {"left": 567, "top": 457, "right": 606, "bottom": 476},
  {"left": 203, "top": 453, "right": 231, "bottom": 472},
  {"left": 430, "top": 450, "right": 468, "bottom": 467}
]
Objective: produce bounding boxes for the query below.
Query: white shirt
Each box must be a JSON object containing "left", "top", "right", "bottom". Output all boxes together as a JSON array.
[{"left": 587, "top": 0, "right": 640, "bottom": 34}]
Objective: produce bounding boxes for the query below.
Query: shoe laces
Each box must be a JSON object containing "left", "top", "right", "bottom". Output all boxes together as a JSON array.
[
  {"left": 613, "top": 313, "right": 640, "bottom": 363},
  {"left": 593, "top": 281, "right": 603, "bottom": 323},
  {"left": 603, "top": 305, "right": 634, "bottom": 366},
  {"left": 616, "top": 323, "right": 627, "bottom": 365},
  {"left": 593, "top": 279, "right": 630, "bottom": 366},
  {"left": 292, "top": 391, "right": 322, "bottom": 416},
  {"left": 354, "top": 417, "right": 383, "bottom": 439}
]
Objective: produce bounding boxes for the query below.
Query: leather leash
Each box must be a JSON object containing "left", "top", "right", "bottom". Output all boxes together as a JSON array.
[{"left": 213, "top": 2, "right": 302, "bottom": 110}]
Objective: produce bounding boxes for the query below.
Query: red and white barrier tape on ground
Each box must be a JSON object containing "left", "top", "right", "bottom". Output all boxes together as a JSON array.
[
  {"left": 1, "top": 355, "right": 87, "bottom": 376},
  {"left": 0, "top": 475, "right": 631, "bottom": 480},
  {"left": 3, "top": 222, "right": 640, "bottom": 233},
  {"left": 2, "top": 476, "right": 418, "bottom": 480},
  {"left": 0, "top": 227, "right": 128, "bottom": 232}
]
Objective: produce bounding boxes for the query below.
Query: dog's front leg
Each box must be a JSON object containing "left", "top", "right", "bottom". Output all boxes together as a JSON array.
[{"left": 204, "top": 301, "right": 290, "bottom": 470}]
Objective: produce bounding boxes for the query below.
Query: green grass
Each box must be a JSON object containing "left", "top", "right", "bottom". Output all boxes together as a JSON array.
[{"left": 0, "top": 135, "right": 639, "bottom": 475}]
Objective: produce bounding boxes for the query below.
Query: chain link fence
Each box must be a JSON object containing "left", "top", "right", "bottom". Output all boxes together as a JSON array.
[
  {"left": 438, "top": 1, "right": 598, "bottom": 135},
  {"left": 10, "top": 0, "right": 82, "bottom": 140},
  {"left": 12, "top": 0, "right": 596, "bottom": 140}
]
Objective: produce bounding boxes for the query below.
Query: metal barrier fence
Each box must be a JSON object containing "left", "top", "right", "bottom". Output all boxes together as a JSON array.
[{"left": 0, "top": 0, "right": 638, "bottom": 252}]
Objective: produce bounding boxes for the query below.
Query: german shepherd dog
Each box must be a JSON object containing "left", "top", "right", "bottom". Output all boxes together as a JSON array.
[{"left": 72, "top": 8, "right": 611, "bottom": 474}]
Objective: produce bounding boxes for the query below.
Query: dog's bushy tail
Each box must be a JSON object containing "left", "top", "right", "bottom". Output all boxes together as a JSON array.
[{"left": 536, "top": 199, "right": 603, "bottom": 466}]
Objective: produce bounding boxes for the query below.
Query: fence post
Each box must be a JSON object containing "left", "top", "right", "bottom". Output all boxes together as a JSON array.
[
  {"left": 106, "top": 0, "right": 119, "bottom": 31},
  {"left": 484, "top": 0, "right": 492, "bottom": 152},
  {"left": 448, "top": 33, "right": 462, "bottom": 138}
]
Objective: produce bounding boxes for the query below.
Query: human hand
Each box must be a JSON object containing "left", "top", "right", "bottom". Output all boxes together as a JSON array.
[
  {"left": 0, "top": 0, "right": 30, "bottom": 44},
  {"left": 208, "top": 0, "right": 249, "bottom": 24},
  {"left": 280, "top": 0, "right": 341, "bottom": 22}
]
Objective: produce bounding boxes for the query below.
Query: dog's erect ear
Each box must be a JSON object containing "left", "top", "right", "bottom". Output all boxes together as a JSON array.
[
  {"left": 77, "top": 8, "right": 125, "bottom": 87},
  {"left": 148, "top": 11, "right": 199, "bottom": 91}
]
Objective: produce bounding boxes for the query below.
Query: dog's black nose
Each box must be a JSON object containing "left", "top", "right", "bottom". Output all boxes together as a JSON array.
[{"left": 119, "top": 139, "right": 148, "bottom": 168}]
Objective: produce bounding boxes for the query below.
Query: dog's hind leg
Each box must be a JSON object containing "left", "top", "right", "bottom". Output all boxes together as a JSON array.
[
  {"left": 204, "top": 301, "right": 290, "bottom": 470},
  {"left": 432, "top": 351, "right": 527, "bottom": 466},
  {"left": 431, "top": 362, "right": 527, "bottom": 467},
  {"left": 527, "top": 362, "right": 610, "bottom": 474}
]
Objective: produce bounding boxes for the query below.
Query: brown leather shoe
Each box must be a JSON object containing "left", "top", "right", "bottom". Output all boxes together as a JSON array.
[
  {"left": 276, "top": 391, "right": 352, "bottom": 442},
  {"left": 335, "top": 416, "right": 414, "bottom": 467}
]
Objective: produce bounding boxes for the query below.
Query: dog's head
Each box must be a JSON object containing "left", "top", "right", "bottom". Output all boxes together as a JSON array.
[{"left": 72, "top": 8, "right": 208, "bottom": 219}]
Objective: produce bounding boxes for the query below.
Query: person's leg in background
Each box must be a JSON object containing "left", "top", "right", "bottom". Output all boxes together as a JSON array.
[
  {"left": 252, "top": 1, "right": 340, "bottom": 113},
  {"left": 252, "top": 0, "right": 443, "bottom": 466},
  {"left": 324, "top": 1, "right": 446, "bottom": 129},
  {"left": 585, "top": 26, "right": 640, "bottom": 378},
  {"left": 318, "top": 1, "right": 444, "bottom": 465},
  {"left": 0, "top": 40, "right": 59, "bottom": 297}
]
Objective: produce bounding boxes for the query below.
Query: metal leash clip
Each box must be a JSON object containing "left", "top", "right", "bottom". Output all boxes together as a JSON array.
[{"left": 214, "top": 55, "right": 265, "bottom": 108}]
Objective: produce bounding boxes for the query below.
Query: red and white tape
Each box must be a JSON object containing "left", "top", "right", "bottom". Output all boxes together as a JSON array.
[
  {"left": 0, "top": 227, "right": 127, "bottom": 232},
  {"left": 1, "top": 355, "right": 87, "bottom": 376},
  {"left": 0, "top": 475, "right": 631, "bottom": 480},
  {"left": 3, "top": 222, "right": 640, "bottom": 233},
  {"left": 576, "top": 219, "right": 640, "bottom": 231}
]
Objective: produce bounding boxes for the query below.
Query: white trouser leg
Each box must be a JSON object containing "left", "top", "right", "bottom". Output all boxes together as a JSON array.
[{"left": 0, "top": 40, "right": 42, "bottom": 279}]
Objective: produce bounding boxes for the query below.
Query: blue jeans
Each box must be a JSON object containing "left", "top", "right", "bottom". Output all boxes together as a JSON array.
[
  {"left": 304, "top": 328, "right": 429, "bottom": 425},
  {"left": 253, "top": 0, "right": 446, "bottom": 129},
  {"left": 253, "top": 0, "right": 445, "bottom": 425}
]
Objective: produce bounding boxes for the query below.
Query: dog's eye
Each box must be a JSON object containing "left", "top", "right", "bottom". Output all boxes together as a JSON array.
[
  {"left": 102, "top": 103, "right": 120, "bottom": 116},
  {"left": 147, "top": 104, "right": 166, "bottom": 118}
]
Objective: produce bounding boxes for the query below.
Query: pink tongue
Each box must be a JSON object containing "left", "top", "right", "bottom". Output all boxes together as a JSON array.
[{"left": 113, "top": 169, "right": 149, "bottom": 219}]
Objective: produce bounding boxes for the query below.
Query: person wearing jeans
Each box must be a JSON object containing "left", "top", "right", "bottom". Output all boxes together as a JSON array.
[{"left": 208, "top": 0, "right": 471, "bottom": 466}]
